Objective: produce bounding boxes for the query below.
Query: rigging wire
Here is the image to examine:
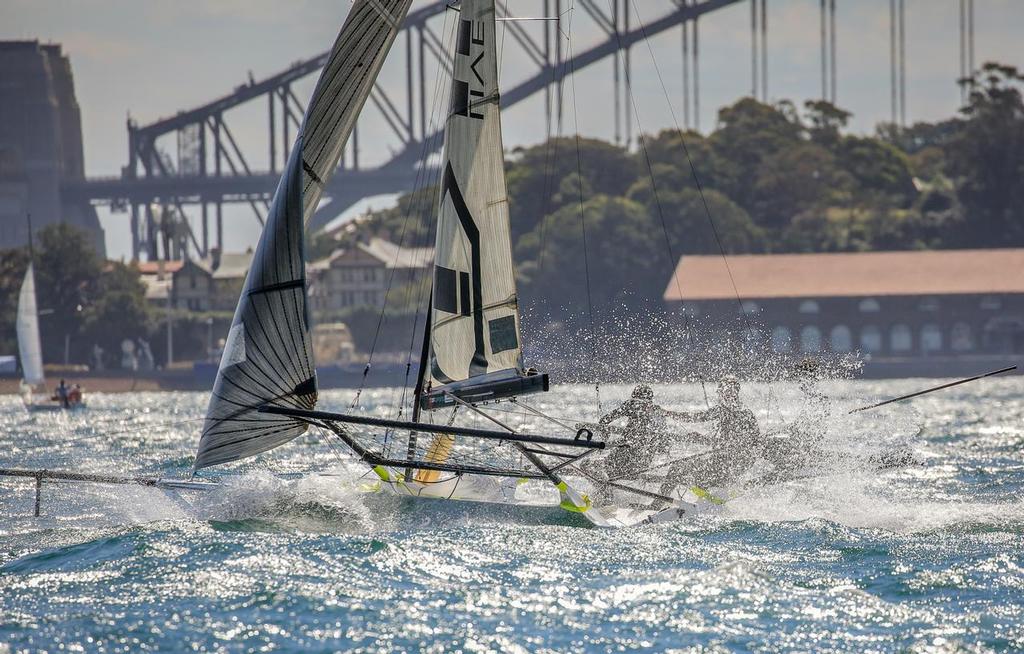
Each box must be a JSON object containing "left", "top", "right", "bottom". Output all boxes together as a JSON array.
[
  {"left": 351, "top": 7, "right": 458, "bottom": 411},
  {"left": 625, "top": 0, "right": 755, "bottom": 339},
  {"left": 603, "top": 0, "right": 708, "bottom": 401},
  {"left": 565, "top": 1, "right": 603, "bottom": 413},
  {"left": 393, "top": 8, "right": 461, "bottom": 419},
  {"left": 623, "top": 1, "right": 772, "bottom": 415},
  {"left": 535, "top": 4, "right": 568, "bottom": 278}
]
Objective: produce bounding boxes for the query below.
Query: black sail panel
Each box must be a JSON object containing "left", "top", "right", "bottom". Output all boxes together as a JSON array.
[
  {"left": 194, "top": 0, "right": 414, "bottom": 470},
  {"left": 195, "top": 147, "right": 315, "bottom": 470}
]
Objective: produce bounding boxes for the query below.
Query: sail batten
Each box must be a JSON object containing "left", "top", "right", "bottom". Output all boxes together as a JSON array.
[
  {"left": 16, "top": 263, "right": 44, "bottom": 387},
  {"left": 426, "top": 0, "right": 533, "bottom": 401},
  {"left": 195, "top": 0, "right": 413, "bottom": 470}
]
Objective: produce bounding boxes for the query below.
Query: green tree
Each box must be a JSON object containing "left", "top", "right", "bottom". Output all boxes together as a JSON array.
[
  {"left": 506, "top": 137, "right": 639, "bottom": 240},
  {"left": 877, "top": 118, "right": 961, "bottom": 154},
  {"left": 626, "top": 173, "right": 765, "bottom": 256},
  {"left": 516, "top": 194, "right": 659, "bottom": 312},
  {"left": 0, "top": 247, "right": 30, "bottom": 356},
  {"left": 81, "top": 262, "right": 153, "bottom": 367},
  {"left": 641, "top": 129, "right": 737, "bottom": 195},
  {"left": 804, "top": 99, "right": 852, "bottom": 148},
  {"left": 751, "top": 142, "right": 854, "bottom": 230},
  {"left": 34, "top": 224, "right": 102, "bottom": 363},
  {"left": 709, "top": 98, "right": 804, "bottom": 210},
  {"left": 946, "top": 62, "right": 1024, "bottom": 246},
  {"left": 838, "top": 136, "right": 917, "bottom": 205}
]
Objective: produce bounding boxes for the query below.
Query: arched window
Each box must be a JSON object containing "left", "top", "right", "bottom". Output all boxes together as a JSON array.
[
  {"left": 830, "top": 325, "right": 853, "bottom": 352},
  {"left": 860, "top": 325, "right": 882, "bottom": 353},
  {"left": 951, "top": 322, "right": 974, "bottom": 352},
  {"left": 771, "top": 326, "right": 792, "bottom": 353},
  {"left": 980, "top": 296, "right": 1002, "bottom": 310},
  {"left": 859, "top": 298, "right": 881, "bottom": 313},
  {"left": 740, "top": 301, "right": 760, "bottom": 315},
  {"left": 918, "top": 297, "right": 940, "bottom": 312},
  {"left": 798, "top": 300, "right": 820, "bottom": 314},
  {"left": 921, "top": 324, "right": 943, "bottom": 353},
  {"left": 890, "top": 324, "right": 912, "bottom": 352},
  {"left": 800, "top": 326, "right": 822, "bottom": 352}
]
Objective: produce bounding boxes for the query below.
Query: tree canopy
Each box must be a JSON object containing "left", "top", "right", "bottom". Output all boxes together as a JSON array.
[
  {"left": 317, "top": 61, "right": 1023, "bottom": 322},
  {"left": 0, "top": 224, "right": 152, "bottom": 367}
]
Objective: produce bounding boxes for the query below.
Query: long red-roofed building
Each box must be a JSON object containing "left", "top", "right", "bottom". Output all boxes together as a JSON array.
[{"left": 663, "top": 249, "right": 1024, "bottom": 365}]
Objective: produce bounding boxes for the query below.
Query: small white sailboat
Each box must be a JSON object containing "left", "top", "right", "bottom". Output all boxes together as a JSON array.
[
  {"left": 16, "top": 239, "right": 85, "bottom": 412},
  {"left": 16, "top": 261, "right": 46, "bottom": 407}
]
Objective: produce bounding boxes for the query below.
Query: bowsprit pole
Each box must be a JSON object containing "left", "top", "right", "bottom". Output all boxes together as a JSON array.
[{"left": 849, "top": 365, "right": 1018, "bottom": 414}]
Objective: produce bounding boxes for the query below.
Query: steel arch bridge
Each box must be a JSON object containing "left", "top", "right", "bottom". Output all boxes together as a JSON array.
[
  {"left": 62, "top": 0, "right": 976, "bottom": 261},
  {"left": 63, "top": 0, "right": 742, "bottom": 261}
]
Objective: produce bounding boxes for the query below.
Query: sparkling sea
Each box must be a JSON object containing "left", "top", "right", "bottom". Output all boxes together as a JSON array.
[{"left": 1, "top": 379, "right": 1022, "bottom": 653}]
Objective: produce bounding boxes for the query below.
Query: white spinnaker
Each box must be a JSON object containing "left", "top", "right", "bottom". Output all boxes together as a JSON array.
[
  {"left": 16, "top": 263, "right": 44, "bottom": 387},
  {"left": 429, "top": 0, "right": 525, "bottom": 387},
  {"left": 194, "top": 0, "right": 414, "bottom": 471}
]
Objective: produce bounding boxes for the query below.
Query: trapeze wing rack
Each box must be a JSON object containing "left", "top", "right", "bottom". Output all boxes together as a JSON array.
[
  {"left": 258, "top": 405, "right": 604, "bottom": 450},
  {"left": 315, "top": 420, "right": 552, "bottom": 480},
  {"left": 0, "top": 467, "right": 220, "bottom": 518},
  {"left": 0, "top": 467, "right": 219, "bottom": 490}
]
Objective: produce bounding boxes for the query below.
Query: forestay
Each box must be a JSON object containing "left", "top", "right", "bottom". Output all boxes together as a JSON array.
[
  {"left": 16, "top": 263, "right": 44, "bottom": 387},
  {"left": 426, "top": 0, "right": 542, "bottom": 406},
  {"left": 194, "top": 0, "right": 414, "bottom": 471}
]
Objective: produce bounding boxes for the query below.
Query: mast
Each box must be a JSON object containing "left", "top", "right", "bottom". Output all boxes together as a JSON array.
[
  {"left": 406, "top": 294, "right": 432, "bottom": 480},
  {"left": 26, "top": 213, "right": 33, "bottom": 260}
]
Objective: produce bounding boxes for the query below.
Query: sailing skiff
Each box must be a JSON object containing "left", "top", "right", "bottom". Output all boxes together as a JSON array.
[{"left": 4, "top": 0, "right": 938, "bottom": 528}]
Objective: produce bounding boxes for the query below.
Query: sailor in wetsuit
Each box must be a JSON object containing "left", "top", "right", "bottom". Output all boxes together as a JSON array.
[
  {"left": 53, "top": 379, "right": 70, "bottom": 409},
  {"left": 661, "top": 376, "right": 762, "bottom": 495},
  {"left": 775, "top": 357, "right": 831, "bottom": 473},
  {"left": 593, "top": 384, "right": 671, "bottom": 501}
]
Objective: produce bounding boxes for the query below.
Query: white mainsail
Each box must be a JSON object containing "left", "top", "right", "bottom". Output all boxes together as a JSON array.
[
  {"left": 16, "top": 263, "right": 44, "bottom": 387},
  {"left": 426, "top": 0, "right": 531, "bottom": 396},
  {"left": 194, "top": 0, "right": 414, "bottom": 470}
]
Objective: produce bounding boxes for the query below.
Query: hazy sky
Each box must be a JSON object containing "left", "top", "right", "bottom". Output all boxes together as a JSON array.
[{"left": 3, "top": 0, "right": 1022, "bottom": 258}]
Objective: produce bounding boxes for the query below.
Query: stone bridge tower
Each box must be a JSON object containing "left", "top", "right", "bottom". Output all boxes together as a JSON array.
[{"left": 0, "top": 41, "right": 104, "bottom": 254}]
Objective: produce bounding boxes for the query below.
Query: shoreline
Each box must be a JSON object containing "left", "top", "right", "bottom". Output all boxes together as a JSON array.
[{"left": 1, "top": 354, "right": 1019, "bottom": 395}]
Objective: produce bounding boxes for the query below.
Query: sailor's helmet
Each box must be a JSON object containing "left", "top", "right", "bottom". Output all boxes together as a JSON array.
[
  {"left": 717, "top": 375, "right": 740, "bottom": 396},
  {"left": 632, "top": 383, "right": 654, "bottom": 400},
  {"left": 795, "top": 356, "right": 820, "bottom": 376}
]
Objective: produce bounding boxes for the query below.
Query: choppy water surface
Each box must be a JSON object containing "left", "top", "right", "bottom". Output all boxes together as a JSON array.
[{"left": 1, "top": 379, "right": 1022, "bottom": 652}]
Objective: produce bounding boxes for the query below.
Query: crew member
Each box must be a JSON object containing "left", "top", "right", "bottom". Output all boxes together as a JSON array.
[
  {"left": 592, "top": 384, "right": 671, "bottom": 500},
  {"left": 661, "top": 376, "right": 762, "bottom": 494},
  {"left": 54, "top": 379, "right": 69, "bottom": 409}
]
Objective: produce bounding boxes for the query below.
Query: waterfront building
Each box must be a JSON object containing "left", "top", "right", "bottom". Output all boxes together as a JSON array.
[
  {"left": 308, "top": 237, "right": 433, "bottom": 312},
  {"left": 664, "top": 250, "right": 1024, "bottom": 367}
]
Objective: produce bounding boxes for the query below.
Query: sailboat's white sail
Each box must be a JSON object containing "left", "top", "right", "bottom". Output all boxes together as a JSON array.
[
  {"left": 16, "top": 263, "right": 44, "bottom": 388},
  {"left": 423, "top": 0, "right": 546, "bottom": 409},
  {"left": 194, "top": 0, "right": 414, "bottom": 470}
]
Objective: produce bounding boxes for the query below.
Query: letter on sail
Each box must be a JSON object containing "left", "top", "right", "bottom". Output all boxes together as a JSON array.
[
  {"left": 16, "top": 263, "right": 45, "bottom": 387},
  {"left": 194, "top": 0, "right": 414, "bottom": 470},
  {"left": 421, "top": 0, "right": 548, "bottom": 410}
]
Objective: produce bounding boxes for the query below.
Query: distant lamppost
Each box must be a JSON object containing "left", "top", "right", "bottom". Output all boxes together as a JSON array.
[
  {"left": 166, "top": 294, "right": 174, "bottom": 367},
  {"left": 65, "top": 303, "right": 83, "bottom": 366},
  {"left": 205, "top": 317, "right": 214, "bottom": 362}
]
